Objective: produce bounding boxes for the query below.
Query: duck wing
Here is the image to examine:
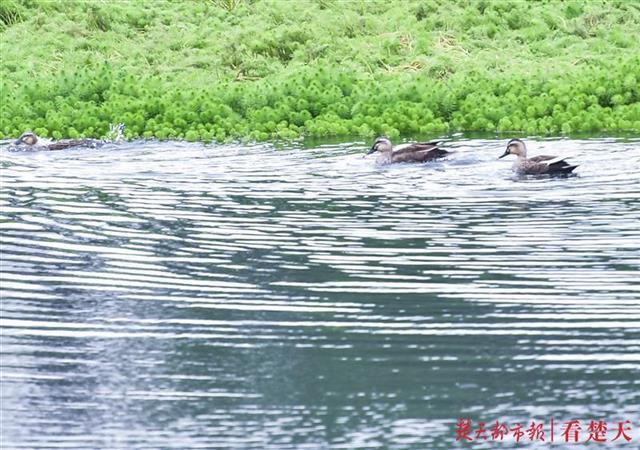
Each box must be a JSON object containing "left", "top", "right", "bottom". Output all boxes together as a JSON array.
[
  {"left": 545, "top": 160, "right": 578, "bottom": 174},
  {"left": 528, "top": 155, "right": 557, "bottom": 163},
  {"left": 523, "top": 155, "right": 578, "bottom": 174},
  {"left": 391, "top": 141, "right": 449, "bottom": 163}
]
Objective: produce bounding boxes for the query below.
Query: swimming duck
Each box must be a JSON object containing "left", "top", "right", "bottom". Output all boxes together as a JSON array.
[
  {"left": 499, "top": 139, "right": 578, "bottom": 175},
  {"left": 12, "top": 124, "right": 125, "bottom": 151},
  {"left": 13, "top": 131, "right": 102, "bottom": 150},
  {"left": 366, "top": 136, "right": 450, "bottom": 164}
]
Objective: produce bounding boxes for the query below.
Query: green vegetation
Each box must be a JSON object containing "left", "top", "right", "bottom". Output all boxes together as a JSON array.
[{"left": 1, "top": 0, "right": 639, "bottom": 142}]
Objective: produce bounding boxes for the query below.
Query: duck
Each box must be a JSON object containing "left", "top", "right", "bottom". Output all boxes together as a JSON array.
[
  {"left": 499, "top": 138, "right": 578, "bottom": 175},
  {"left": 366, "top": 136, "right": 450, "bottom": 164},
  {"left": 11, "top": 124, "right": 125, "bottom": 151},
  {"left": 13, "top": 131, "right": 102, "bottom": 150}
]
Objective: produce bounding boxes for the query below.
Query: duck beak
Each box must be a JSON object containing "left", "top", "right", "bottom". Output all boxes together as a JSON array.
[
  {"left": 499, "top": 149, "right": 510, "bottom": 159},
  {"left": 13, "top": 138, "right": 22, "bottom": 145},
  {"left": 365, "top": 145, "right": 378, "bottom": 156}
]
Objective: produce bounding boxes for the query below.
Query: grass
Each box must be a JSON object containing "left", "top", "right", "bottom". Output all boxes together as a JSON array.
[{"left": 1, "top": 0, "right": 639, "bottom": 142}]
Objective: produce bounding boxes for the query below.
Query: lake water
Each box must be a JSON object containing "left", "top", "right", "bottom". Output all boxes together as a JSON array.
[{"left": 1, "top": 137, "right": 639, "bottom": 449}]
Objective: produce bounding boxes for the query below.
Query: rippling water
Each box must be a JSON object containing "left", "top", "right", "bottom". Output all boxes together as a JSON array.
[{"left": 1, "top": 137, "right": 639, "bottom": 449}]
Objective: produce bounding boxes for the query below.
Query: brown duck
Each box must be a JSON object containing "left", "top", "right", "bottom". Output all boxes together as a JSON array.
[
  {"left": 366, "top": 136, "right": 450, "bottom": 164},
  {"left": 12, "top": 124, "right": 125, "bottom": 151},
  {"left": 499, "top": 139, "right": 578, "bottom": 175},
  {"left": 13, "top": 131, "right": 103, "bottom": 150}
]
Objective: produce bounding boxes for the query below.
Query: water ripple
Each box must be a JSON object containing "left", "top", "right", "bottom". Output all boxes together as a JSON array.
[{"left": 1, "top": 137, "right": 639, "bottom": 449}]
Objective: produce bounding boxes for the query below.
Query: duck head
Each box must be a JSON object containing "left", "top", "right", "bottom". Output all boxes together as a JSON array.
[
  {"left": 14, "top": 131, "right": 39, "bottom": 146},
  {"left": 367, "top": 136, "right": 392, "bottom": 156},
  {"left": 500, "top": 138, "right": 527, "bottom": 159}
]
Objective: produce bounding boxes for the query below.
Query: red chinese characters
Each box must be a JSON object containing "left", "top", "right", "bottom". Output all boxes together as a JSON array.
[
  {"left": 453, "top": 418, "right": 634, "bottom": 444},
  {"left": 455, "top": 418, "right": 473, "bottom": 442},
  {"left": 586, "top": 420, "right": 607, "bottom": 442},
  {"left": 526, "top": 421, "right": 545, "bottom": 441},
  {"left": 562, "top": 419, "right": 581, "bottom": 443},
  {"left": 612, "top": 420, "right": 633, "bottom": 442},
  {"left": 490, "top": 421, "right": 509, "bottom": 441}
]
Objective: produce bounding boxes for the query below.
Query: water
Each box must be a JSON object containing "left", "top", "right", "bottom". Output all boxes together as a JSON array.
[{"left": 1, "top": 137, "right": 639, "bottom": 449}]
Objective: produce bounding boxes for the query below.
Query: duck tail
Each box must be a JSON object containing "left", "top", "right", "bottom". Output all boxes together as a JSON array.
[
  {"left": 560, "top": 164, "right": 578, "bottom": 174},
  {"left": 433, "top": 148, "right": 451, "bottom": 158}
]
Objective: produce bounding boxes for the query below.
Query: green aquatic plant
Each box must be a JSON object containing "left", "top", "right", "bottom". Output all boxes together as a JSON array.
[
  {"left": 210, "top": 0, "right": 245, "bottom": 13},
  {"left": 0, "top": 0, "right": 639, "bottom": 142},
  {"left": 0, "top": 0, "right": 23, "bottom": 29}
]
